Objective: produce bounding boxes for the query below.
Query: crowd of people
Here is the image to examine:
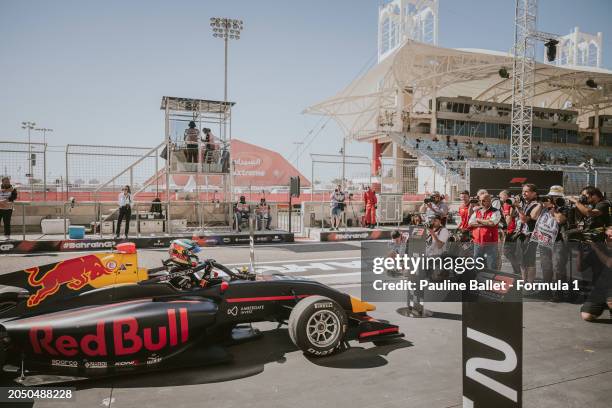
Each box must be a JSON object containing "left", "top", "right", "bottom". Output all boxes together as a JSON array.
[
  {"left": 181, "top": 121, "right": 219, "bottom": 164},
  {"left": 406, "top": 183, "right": 610, "bottom": 321}
]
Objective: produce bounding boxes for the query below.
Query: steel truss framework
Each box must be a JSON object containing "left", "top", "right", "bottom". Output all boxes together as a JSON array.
[
  {"left": 510, "top": 0, "right": 537, "bottom": 167},
  {"left": 305, "top": 41, "right": 612, "bottom": 146}
]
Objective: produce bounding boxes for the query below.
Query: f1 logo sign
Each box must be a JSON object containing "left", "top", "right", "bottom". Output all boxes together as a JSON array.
[{"left": 462, "top": 302, "right": 522, "bottom": 408}]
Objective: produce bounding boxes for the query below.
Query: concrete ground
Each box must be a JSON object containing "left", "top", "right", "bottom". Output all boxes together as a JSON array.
[{"left": 1, "top": 242, "right": 610, "bottom": 408}]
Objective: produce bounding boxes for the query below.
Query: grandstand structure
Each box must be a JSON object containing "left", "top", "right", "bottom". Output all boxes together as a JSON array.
[{"left": 306, "top": 30, "right": 612, "bottom": 197}]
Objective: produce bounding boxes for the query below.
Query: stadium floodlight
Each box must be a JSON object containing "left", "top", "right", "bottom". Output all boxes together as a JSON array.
[
  {"left": 498, "top": 67, "right": 510, "bottom": 79},
  {"left": 544, "top": 39, "right": 559, "bottom": 62},
  {"left": 210, "top": 17, "right": 244, "bottom": 104}
]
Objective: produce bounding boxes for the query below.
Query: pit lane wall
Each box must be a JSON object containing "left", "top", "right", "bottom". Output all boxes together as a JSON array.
[{"left": 0, "top": 231, "right": 294, "bottom": 254}]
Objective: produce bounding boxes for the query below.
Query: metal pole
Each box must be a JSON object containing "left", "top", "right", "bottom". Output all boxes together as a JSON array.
[
  {"left": 288, "top": 194, "right": 292, "bottom": 233},
  {"left": 249, "top": 214, "right": 255, "bottom": 274},
  {"left": 65, "top": 145, "right": 69, "bottom": 201},
  {"left": 129, "top": 168, "right": 133, "bottom": 192},
  {"left": 28, "top": 128, "right": 34, "bottom": 200},
  {"left": 342, "top": 137, "right": 346, "bottom": 186},
  {"left": 63, "top": 202, "right": 67, "bottom": 240},
  {"left": 224, "top": 32, "right": 228, "bottom": 105},
  {"left": 311, "top": 160, "right": 314, "bottom": 202},
  {"left": 43, "top": 143, "right": 47, "bottom": 201},
  {"left": 98, "top": 202, "right": 102, "bottom": 238},
  {"left": 22, "top": 203, "right": 26, "bottom": 240}
]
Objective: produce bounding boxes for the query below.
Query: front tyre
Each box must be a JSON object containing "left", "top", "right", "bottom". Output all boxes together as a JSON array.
[{"left": 288, "top": 296, "right": 347, "bottom": 357}]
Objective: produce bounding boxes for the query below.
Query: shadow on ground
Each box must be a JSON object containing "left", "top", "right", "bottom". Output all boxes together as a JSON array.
[{"left": 37, "top": 328, "right": 413, "bottom": 390}]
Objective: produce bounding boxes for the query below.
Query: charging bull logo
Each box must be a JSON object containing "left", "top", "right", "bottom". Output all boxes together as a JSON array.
[
  {"left": 25, "top": 255, "right": 114, "bottom": 307},
  {"left": 29, "top": 308, "right": 189, "bottom": 357}
]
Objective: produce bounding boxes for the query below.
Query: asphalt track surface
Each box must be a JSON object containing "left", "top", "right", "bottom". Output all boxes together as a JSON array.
[{"left": 1, "top": 242, "right": 611, "bottom": 408}]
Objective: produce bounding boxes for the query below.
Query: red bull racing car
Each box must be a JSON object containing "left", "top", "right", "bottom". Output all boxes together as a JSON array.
[{"left": 0, "top": 240, "right": 402, "bottom": 382}]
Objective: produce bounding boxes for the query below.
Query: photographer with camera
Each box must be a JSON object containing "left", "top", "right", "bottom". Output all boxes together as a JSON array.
[
  {"left": 426, "top": 215, "right": 450, "bottom": 257},
  {"left": 567, "top": 186, "right": 610, "bottom": 231},
  {"left": 469, "top": 193, "right": 501, "bottom": 270},
  {"left": 330, "top": 184, "right": 346, "bottom": 231},
  {"left": 533, "top": 186, "right": 570, "bottom": 300},
  {"left": 514, "top": 183, "right": 542, "bottom": 282},
  {"left": 499, "top": 189, "right": 521, "bottom": 275},
  {"left": 419, "top": 191, "right": 448, "bottom": 224},
  {"left": 580, "top": 226, "right": 612, "bottom": 322}
]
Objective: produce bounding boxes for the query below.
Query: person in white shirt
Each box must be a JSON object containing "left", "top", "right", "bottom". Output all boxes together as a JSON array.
[
  {"left": 330, "top": 185, "right": 346, "bottom": 231},
  {"left": 184, "top": 121, "right": 200, "bottom": 164},
  {"left": 115, "top": 185, "right": 132, "bottom": 239}
]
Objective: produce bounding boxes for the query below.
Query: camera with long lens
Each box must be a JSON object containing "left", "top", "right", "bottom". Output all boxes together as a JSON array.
[
  {"left": 578, "top": 195, "right": 589, "bottom": 205},
  {"left": 539, "top": 196, "right": 567, "bottom": 207},
  {"left": 424, "top": 221, "right": 433, "bottom": 229},
  {"left": 423, "top": 196, "right": 436, "bottom": 204}
]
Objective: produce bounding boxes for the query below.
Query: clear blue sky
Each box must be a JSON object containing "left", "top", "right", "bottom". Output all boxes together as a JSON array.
[{"left": 1, "top": 0, "right": 610, "bottom": 180}]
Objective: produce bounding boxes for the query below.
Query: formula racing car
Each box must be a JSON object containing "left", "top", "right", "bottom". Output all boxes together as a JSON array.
[{"left": 0, "top": 240, "right": 402, "bottom": 382}]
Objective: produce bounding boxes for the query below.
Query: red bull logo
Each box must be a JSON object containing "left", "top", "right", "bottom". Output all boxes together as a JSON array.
[
  {"left": 25, "top": 255, "right": 114, "bottom": 307},
  {"left": 29, "top": 308, "right": 189, "bottom": 357}
]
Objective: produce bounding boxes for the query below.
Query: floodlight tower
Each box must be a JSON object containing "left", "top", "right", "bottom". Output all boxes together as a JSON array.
[
  {"left": 210, "top": 17, "right": 244, "bottom": 105},
  {"left": 509, "top": 0, "right": 558, "bottom": 167}
]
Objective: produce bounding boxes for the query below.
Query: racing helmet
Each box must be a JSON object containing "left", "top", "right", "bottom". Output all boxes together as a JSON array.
[{"left": 168, "top": 239, "right": 201, "bottom": 266}]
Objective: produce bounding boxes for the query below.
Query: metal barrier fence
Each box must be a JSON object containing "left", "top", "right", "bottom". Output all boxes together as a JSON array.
[
  {"left": 4, "top": 200, "right": 303, "bottom": 240},
  {"left": 65, "top": 143, "right": 159, "bottom": 201},
  {"left": 0, "top": 141, "right": 48, "bottom": 200}
]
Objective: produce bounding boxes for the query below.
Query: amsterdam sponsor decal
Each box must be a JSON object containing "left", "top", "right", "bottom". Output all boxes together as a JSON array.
[
  {"left": 29, "top": 308, "right": 189, "bottom": 357},
  {"left": 25, "top": 255, "right": 114, "bottom": 307},
  {"left": 226, "top": 304, "right": 264, "bottom": 316}
]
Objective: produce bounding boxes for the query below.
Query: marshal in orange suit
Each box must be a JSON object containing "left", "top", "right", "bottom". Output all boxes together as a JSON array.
[{"left": 363, "top": 186, "right": 378, "bottom": 228}]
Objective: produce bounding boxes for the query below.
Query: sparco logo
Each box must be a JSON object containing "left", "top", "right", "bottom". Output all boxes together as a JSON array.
[
  {"left": 51, "top": 359, "right": 78, "bottom": 368},
  {"left": 0, "top": 243, "right": 14, "bottom": 251},
  {"left": 61, "top": 241, "right": 114, "bottom": 250}
]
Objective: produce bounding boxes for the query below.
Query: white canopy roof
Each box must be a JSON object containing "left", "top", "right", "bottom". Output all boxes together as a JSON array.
[{"left": 305, "top": 40, "right": 612, "bottom": 140}]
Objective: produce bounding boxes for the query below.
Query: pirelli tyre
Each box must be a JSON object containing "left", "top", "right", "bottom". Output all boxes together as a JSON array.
[{"left": 288, "top": 296, "right": 347, "bottom": 357}]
